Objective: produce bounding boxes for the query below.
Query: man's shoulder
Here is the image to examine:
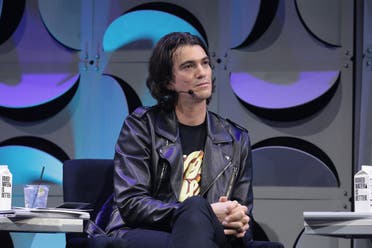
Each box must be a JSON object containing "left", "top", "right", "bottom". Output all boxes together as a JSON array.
[
  {"left": 131, "top": 106, "right": 150, "bottom": 118},
  {"left": 131, "top": 105, "right": 160, "bottom": 118},
  {"left": 225, "top": 118, "right": 248, "bottom": 134},
  {"left": 208, "top": 111, "right": 248, "bottom": 134}
]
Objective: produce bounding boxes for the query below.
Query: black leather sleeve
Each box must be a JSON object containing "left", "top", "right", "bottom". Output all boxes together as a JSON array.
[{"left": 113, "top": 110, "right": 179, "bottom": 231}]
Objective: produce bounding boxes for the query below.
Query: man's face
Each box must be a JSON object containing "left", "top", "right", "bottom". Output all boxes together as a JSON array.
[{"left": 170, "top": 45, "right": 212, "bottom": 103}]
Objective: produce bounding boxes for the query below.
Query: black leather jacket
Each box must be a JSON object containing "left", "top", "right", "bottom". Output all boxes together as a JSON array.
[{"left": 106, "top": 106, "right": 253, "bottom": 238}]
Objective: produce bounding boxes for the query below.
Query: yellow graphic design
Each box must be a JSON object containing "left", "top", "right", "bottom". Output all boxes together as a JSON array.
[{"left": 179, "top": 151, "right": 203, "bottom": 202}]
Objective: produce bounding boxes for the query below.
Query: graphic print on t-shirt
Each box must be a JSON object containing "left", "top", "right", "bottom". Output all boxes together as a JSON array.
[{"left": 179, "top": 150, "right": 204, "bottom": 202}]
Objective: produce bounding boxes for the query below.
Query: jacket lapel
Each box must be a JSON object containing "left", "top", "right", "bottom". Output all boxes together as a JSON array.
[
  {"left": 153, "top": 110, "right": 234, "bottom": 200},
  {"left": 201, "top": 112, "right": 234, "bottom": 194},
  {"left": 155, "top": 110, "right": 183, "bottom": 200},
  {"left": 154, "top": 110, "right": 178, "bottom": 143}
]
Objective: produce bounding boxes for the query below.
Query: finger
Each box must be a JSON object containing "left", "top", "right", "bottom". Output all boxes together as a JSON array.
[
  {"left": 226, "top": 201, "right": 239, "bottom": 212},
  {"left": 228, "top": 204, "right": 247, "bottom": 216},
  {"left": 223, "top": 214, "right": 249, "bottom": 231},
  {"left": 241, "top": 205, "right": 248, "bottom": 214},
  {"left": 235, "top": 231, "right": 246, "bottom": 238},
  {"left": 242, "top": 216, "right": 250, "bottom": 226},
  {"left": 241, "top": 223, "right": 249, "bottom": 232},
  {"left": 224, "top": 229, "right": 238, "bottom": 236},
  {"left": 225, "top": 227, "right": 247, "bottom": 238},
  {"left": 241, "top": 205, "right": 248, "bottom": 213},
  {"left": 219, "top": 196, "right": 228, "bottom": 202},
  {"left": 235, "top": 224, "right": 249, "bottom": 238},
  {"left": 223, "top": 221, "right": 244, "bottom": 230},
  {"left": 246, "top": 214, "right": 250, "bottom": 222},
  {"left": 231, "top": 204, "right": 247, "bottom": 214},
  {"left": 229, "top": 209, "right": 248, "bottom": 223},
  {"left": 225, "top": 209, "right": 246, "bottom": 223}
]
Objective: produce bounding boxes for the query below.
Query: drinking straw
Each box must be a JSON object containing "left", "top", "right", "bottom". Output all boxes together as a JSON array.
[{"left": 31, "top": 166, "right": 45, "bottom": 208}]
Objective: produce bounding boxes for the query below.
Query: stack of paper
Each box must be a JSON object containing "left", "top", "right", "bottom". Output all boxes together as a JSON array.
[{"left": 12, "top": 207, "right": 90, "bottom": 220}]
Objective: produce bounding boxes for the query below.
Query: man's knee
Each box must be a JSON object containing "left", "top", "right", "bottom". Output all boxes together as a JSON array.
[
  {"left": 182, "top": 196, "right": 209, "bottom": 210},
  {"left": 174, "top": 196, "right": 212, "bottom": 222}
]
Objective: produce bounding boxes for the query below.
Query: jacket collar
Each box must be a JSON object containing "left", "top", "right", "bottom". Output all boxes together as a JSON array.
[{"left": 154, "top": 109, "right": 232, "bottom": 144}]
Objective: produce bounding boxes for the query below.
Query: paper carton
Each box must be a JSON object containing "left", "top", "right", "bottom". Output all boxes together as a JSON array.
[{"left": 354, "top": 165, "right": 372, "bottom": 212}]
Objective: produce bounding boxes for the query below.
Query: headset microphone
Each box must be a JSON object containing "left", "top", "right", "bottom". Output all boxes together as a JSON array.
[{"left": 178, "top": 90, "right": 194, "bottom": 95}]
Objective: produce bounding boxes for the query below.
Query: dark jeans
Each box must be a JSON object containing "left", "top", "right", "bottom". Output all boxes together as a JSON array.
[{"left": 102, "top": 196, "right": 284, "bottom": 248}]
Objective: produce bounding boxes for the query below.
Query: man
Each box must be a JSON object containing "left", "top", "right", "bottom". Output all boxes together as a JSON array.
[{"left": 105, "top": 32, "right": 283, "bottom": 248}]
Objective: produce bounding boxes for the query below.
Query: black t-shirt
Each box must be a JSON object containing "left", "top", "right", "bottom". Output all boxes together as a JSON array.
[
  {"left": 178, "top": 120, "right": 207, "bottom": 202},
  {"left": 178, "top": 121, "right": 206, "bottom": 155}
]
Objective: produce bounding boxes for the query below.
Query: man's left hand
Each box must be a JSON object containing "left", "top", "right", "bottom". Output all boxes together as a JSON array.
[{"left": 219, "top": 196, "right": 250, "bottom": 238}]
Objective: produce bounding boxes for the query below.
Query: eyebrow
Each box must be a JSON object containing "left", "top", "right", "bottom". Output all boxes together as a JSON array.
[{"left": 179, "top": 56, "right": 209, "bottom": 68}]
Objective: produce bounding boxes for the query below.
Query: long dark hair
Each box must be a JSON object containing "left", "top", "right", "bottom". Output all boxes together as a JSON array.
[{"left": 146, "top": 32, "right": 212, "bottom": 110}]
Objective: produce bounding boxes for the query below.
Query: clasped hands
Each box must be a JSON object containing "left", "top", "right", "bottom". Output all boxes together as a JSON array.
[{"left": 211, "top": 196, "right": 250, "bottom": 238}]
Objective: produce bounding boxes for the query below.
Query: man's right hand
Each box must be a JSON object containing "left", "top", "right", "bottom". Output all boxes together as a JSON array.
[
  {"left": 210, "top": 196, "right": 239, "bottom": 223},
  {"left": 211, "top": 196, "right": 250, "bottom": 238}
]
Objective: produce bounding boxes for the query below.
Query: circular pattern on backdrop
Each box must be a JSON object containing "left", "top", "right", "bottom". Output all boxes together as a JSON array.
[
  {"left": 295, "top": 0, "right": 341, "bottom": 46},
  {"left": 69, "top": 74, "right": 130, "bottom": 159},
  {"left": 229, "top": 0, "right": 279, "bottom": 48},
  {"left": 103, "top": 9, "right": 206, "bottom": 52},
  {"left": 252, "top": 137, "right": 339, "bottom": 187},
  {"left": 0, "top": 74, "right": 79, "bottom": 121},
  {"left": 127, "top": 2, "right": 208, "bottom": 43},
  {"left": 230, "top": 71, "right": 340, "bottom": 121},
  {"left": 38, "top": 0, "right": 82, "bottom": 50},
  {"left": 0, "top": 136, "right": 69, "bottom": 184},
  {"left": 0, "top": 0, "right": 25, "bottom": 45},
  {"left": 104, "top": 74, "right": 142, "bottom": 113}
]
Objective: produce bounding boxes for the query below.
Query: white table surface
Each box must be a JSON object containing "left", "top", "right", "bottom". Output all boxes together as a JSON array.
[
  {"left": 304, "top": 211, "right": 372, "bottom": 238},
  {"left": 0, "top": 208, "right": 89, "bottom": 233}
]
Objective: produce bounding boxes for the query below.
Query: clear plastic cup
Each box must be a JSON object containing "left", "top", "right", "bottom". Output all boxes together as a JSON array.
[{"left": 24, "top": 185, "right": 49, "bottom": 208}]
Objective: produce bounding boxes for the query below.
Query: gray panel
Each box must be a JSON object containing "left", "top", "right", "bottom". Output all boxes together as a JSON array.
[
  {"left": 295, "top": 0, "right": 341, "bottom": 46},
  {"left": 218, "top": 1, "right": 354, "bottom": 246},
  {"left": 354, "top": 2, "right": 372, "bottom": 248},
  {"left": 357, "top": 0, "right": 372, "bottom": 168},
  {"left": 253, "top": 197, "right": 350, "bottom": 247},
  {"left": 253, "top": 146, "right": 338, "bottom": 186},
  {"left": 296, "top": 232, "right": 341, "bottom": 248}
]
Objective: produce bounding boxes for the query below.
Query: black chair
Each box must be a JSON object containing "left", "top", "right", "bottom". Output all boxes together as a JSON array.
[
  {"left": 63, "top": 159, "right": 283, "bottom": 248},
  {"left": 63, "top": 159, "right": 114, "bottom": 248}
]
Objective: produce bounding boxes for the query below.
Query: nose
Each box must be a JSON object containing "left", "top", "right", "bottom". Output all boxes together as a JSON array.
[{"left": 195, "top": 63, "right": 209, "bottom": 78}]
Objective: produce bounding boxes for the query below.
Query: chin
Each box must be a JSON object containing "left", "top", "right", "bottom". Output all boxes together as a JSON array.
[{"left": 201, "top": 92, "right": 212, "bottom": 100}]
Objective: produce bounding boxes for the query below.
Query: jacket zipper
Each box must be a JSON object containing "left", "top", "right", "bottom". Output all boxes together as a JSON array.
[
  {"left": 225, "top": 165, "right": 238, "bottom": 199},
  {"left": 154, "top": 162, "right": 166, "bottom": 196},
  {"left": 154, "top": 140, "right": 169, "bottom": 196},
  {"left": 200, "top": 161, "right": 234, "bottom": 197}
]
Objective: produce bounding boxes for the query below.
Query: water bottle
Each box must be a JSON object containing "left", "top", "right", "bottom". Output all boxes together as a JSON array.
[{"left": 0, "top": 165, "right": 12, "bottom": 210}]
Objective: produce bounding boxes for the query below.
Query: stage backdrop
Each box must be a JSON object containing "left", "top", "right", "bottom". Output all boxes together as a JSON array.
[{"left": 0, "top": 0, "right": 371, "bottom": 248}]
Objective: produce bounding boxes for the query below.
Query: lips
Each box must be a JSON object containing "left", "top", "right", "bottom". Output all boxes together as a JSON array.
[{"left": 195, "top": 82, "right": 210, "bottom": 87}]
